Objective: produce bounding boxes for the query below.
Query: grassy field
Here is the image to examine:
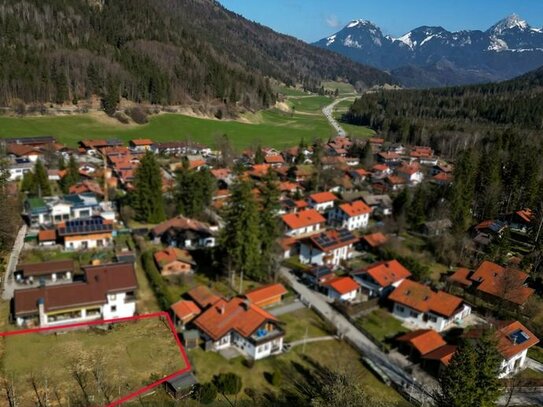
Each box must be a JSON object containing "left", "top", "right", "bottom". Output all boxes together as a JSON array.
[
  {"left": 0, "top": 317, "right": 186, "bottom": 406},
  {"left": 322, "top": 81, "right": 357, "bottom": 95},
  {"left": 0, "top": 95, "right": 336, "bottom": 150},
  {"left": 188, "top": 307, "right": 410, "bottom": 406},
  {"left": 356, "top": 308, "right": 409, "bottom": 343}
]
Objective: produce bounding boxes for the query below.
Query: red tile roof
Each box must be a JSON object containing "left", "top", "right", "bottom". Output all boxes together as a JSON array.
[
  {"left": 130, "top": 139, "right": 154, "bottom": 146},
  {"left": 422, "top": 344, "right": 457, "bottom": 365},
  {"left": 386, "top": 175, "right": 407, "bottom": 185},
  {"left": 397, "top": 162, "right": 421, "bottom": 175},
  {"left": 171, "top": 300, "right": 201, "bottom": 323},
  {"left": 357, "top": 260, "right": 411, "bottom": 288},
  {"left": 154, "top": 247, "right": 193, "bottom": 267},
  {"left": 432, "top": 172, "right": 453, "bottom": 183},
  {"left": 361, "top": 232, "right": 388, "bottom": 248},
  {"left": 38, "top": 229, "right": 56, "bottom": 242},
  {"left": 324, "top": 276, "right": 360, "bottom": 295},
  {"left": 397, "top": 329, "right": 447, "bottom": 356},
  {"left": 282, "top": 209, "right": 326, "bottom": 230},
  {"left": 448, "top": 268, "right": 472, "bottom": 287},
  {"left": 389, "top": 280, "right": 464, "bottom": 317},
  {"left": 372, "top": 164, "right": 389, "bottom": 172},
  {"left": 471, "top": 261, "right": 533, "bottom": 305},
  {"left": 339, "top": 200, "right": 371, "bottom": 217},
  {"left": 496, "top": 321, "right": 539, "bottom": 360},
  {"left": 516, "top": 209, "right": 534, "bottom": 223},
  {"left": 193, "top": 297, "right": 278, "bottom": 341},
  {"left": 309, "top": 191, "right": 338, "bottom": 204},
  {"left": 264, "top": 155, "right": 285, "bottom": 164},
  {"left": 187, "top": 286, "right": 222, "bottom": 309},
  {"left": 245, "top": 284, "right": 287, "bottom": 306}
]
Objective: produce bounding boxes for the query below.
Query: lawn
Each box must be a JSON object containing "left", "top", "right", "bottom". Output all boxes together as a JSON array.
[
  {"left": 188, "top": 338, "right": 410, "bottom": 406},
  {"left": 356, "top": 308, "right": 409, "bottom": 343},
  {"left": 0, "top": 316, "right": 186, "bottom": 406},
  {"left": 321, "top": 80, "right": 357, "bottom": 96},
  {"left": 286, "top": 95, "right": 333, "bottom": 114},
  {"left": 0, "top": 105, "right": 335, "bottom": 150},
  {"left": 278, "top": 308, "right": 332, "bottom": 342}
]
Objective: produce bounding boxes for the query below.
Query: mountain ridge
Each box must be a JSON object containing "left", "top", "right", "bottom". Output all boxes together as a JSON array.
[{"left": 314, "top": 15, "right": 543, "bottom": 87}]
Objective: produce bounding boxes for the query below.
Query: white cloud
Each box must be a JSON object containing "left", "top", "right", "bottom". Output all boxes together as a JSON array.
[{"left": 326, "top": 14, "right": 340, "bottom": 28}]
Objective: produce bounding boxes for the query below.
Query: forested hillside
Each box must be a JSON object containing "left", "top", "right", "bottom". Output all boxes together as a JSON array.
[{"left": 0, "top": 0, "right": 393, "bottom": 110}]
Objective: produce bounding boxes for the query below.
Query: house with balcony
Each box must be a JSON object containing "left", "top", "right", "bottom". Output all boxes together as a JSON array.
[
  {"left": 388, "top": 279, "right": 471, "bottom": 332},
  {"left": 282, "top": 209, "right": 326, "bottom": 237},
  {"left": 299, "top": 229, "right": 357, "bottom": 268},
  {"left": 329, "top": 200, "right": 371, "bottom": 231},
  {"left": 192, "top": 297, "right": 284, "bottom": 360},
  {"left": 351, "top": 259, "right": 412, "bottom": 298},
  {"left": 24, "top": 193, "right": 101, "bottom": 228},
  {"left": 151, "top": 216, "right": 217, "bottom": 249},
  {"left": 13, "top": 262, "right": 137, "bottom": 327},
  {"left": 14, "top": 260, "right": 74, "bottom": 285}
]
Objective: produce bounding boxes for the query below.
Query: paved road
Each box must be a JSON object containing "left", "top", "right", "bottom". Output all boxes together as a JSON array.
[
  {"left": 2, "top": 224, "right": 27, "bottom": 300},
  {"left": 322, "top": 97, "right": 354, "bottom": 137},
  {"left": 269, "top": 299, "right": 305, "bottom": 316},
  {"left": 279, "top": 267, "right": 432, "bottom": 405}
]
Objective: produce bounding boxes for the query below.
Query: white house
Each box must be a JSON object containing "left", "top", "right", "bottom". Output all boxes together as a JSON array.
[
  {"left": 8, "top": 158, "right": 33, "bottom": 181},
  {"left": 193, "top": 297, "right": 284, "bottom": 360},
  {"left": 397, "top": 163, "right": 424, "bottom": 185},
  {"left": 281, "top": 209, "right": 326, "bottom": 237},
  {"left": 388, "top": 280, "right": 471, "bottom": 332},
  {"left": 307, "top": 191, "right": 338, "bottom": 213},
  {"left": 13, "top": 262, "right": 137, "bottom": 327},
  {"left": 351, "top": 259, "right": 412, "bottom": 298},
  {"left": 329, "top": 200, "right": 371, "bottom": 231},
  {"left": 324, "top": 276, "right": 360, "bottom": 302},
  {"left": 299, "top": 229, "right": 358, "bottom": 268}
]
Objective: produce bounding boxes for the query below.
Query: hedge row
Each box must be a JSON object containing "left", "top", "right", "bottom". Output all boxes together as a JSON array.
[{"left": 141, "top": 250, "right": 178, "bottom": 310}]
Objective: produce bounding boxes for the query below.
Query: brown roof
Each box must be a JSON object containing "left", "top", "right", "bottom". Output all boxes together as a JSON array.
[
  {"left": 245, "top": 284, "right": 287, "bottom": 306},
  {"left": 17, "top": 259, "right": 74, "bottom": 278},
  {"left": 389, "top": 280, "right": 464, "bottom": 317},
  {"left": 361, "top": 232, "right": 388, "bottom": 248},
  {"left": 14, "top": 262, "right": 137, "bottom": 316},
  {"left": 186, "top": 286, "right": 222, "bottom": 309},
  {"left": 38, "top": 229, "right": 57, "bottom": 242},
  {"left": 422, "top": 344, "right": 457, "bottom": 366},
  {"left": 305, "top": 229, "right": 358, "bottom": 253},
  {"left": 171, "top": 300, "right": 201, "bottom": 323},
  {"left": 193, "top": 297, "right": 278, "bottom": 341},
  {"left": 151, "top": 216, "right": 213, "bottom": 237}
]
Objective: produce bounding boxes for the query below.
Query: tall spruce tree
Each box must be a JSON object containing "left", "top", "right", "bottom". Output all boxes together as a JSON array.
[
  {"left": 259, "top": 170, "right": 281, "bottom": 281},
  {"left": 220, "top": 180, "right": 261, "bottom": 283},
  {"left": 32, "top": 159, "right": 51, "bottom": 197},
  {"left": 474, "top": 330, "right": 503, "bottom": 406},
  {"left": 176, "top": 165, "right": 215, "bottom": 218},
  {"left": 254, "top": 146, "right": 265, "bottom": 165},
  {"left": 132, "top": 152, "right": 165, "bottom": 223},
  {"left": 449, "top": 149, "right": 477, "bottom": 234}
]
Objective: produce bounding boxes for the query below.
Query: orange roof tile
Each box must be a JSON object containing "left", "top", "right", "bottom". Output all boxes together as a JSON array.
[
  {"left": 130, "top": 139, "right": 154, "bottom": 146},
  {"left": 448, "top": 268, "right": 472, "bottom": 287},
  {"left": 324, "top": 276, "right": 360, "bottom": 295},
  {"left": 386, "top": 175, "right": 407, "bottom": 185},
  {"left": 361, "top": 232, "right": 388, "bottom": 248},
  {"left": 357, "top": 260, "right": 411, "bottom": 288},
  {"left": 193, "top": 297, "right": 278, "bottom": 341},
  {"left": 171, "top": 300, "right": 201, "bottom": 323},
  {"left": 282, "top": 209, "right": 326, "bottom": 230},
  {"left": 397, "top": 329, "right": 447, "bottom": 355},
  {"left": 264, "top": 155, "right": 285, "bottom": 164},
  {"left": 496, "top": 321, "right": 540, "bottom": 359},
  {"left": 516, "top": 209, "right": 534, "bottom": 223},
  {"left": 372, "top": 164, "right": 389, "bottom": 172},
  {"left": 187, "top": 286, "right": 222, "bottom": 308},
  {"left": 389, "top": 280, "right": 464, "bottom": 317},
  {"left": 38, "top": 229, "right": 56, "bottom": 242},
  {"left": 245, "top": 284, "right": 287, "bottom": 306},
  {"left": 433, "top": 172, "right": 453, "bottom": 183},
  {"left": 309, "top": 191, "right": 338, "bottom": 204},
  {"left": 339, "top": 200, "right": 371, "bottom": 217},
  {"left": 422, "top": 344, "right": 457, "bottom": 365}
]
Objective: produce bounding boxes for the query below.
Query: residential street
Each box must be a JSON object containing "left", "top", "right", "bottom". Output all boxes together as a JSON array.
[
  {"left": 2, "top": 224, "right": 27, "bottom": 300},
  {"left": 322, "top": 97, "right": 352, "bottom": 137},
  {"left": 279, "top": 266, "right": 433, "bottom": 405}
]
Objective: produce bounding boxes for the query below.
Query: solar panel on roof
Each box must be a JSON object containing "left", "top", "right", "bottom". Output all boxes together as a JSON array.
[{"left": 509, "top": 329, "right": 529, "bottom": 345}]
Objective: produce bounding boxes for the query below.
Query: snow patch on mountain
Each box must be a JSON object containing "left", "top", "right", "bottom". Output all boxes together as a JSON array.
[
  {"left": 326, "top": 34, "right": 336, "bottom": 46},
  {"left": 395, "top": 32, "right": 414, "bottom": 48},
  {"left": 488, "top": 37, "right": 509, "bottom": 52},
  {"left": 343, "top": 35, "right": 362, "bottom": 48}
]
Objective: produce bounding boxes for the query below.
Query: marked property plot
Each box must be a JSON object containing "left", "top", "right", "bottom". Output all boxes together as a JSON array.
[{"left": 0, "top": 313, "right": 189, "bottom": 406}]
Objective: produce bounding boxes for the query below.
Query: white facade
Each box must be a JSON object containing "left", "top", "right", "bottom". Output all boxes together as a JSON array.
[
  {"left": 353, "top": 274, "right": 405, "bottom": 298},
  {"left": 399, "top": 171, "right": 424, "bottom": 185},
  {"left": 328, "top": 287, "right": 358, "bottom": 302},
  {"left": 329, "top": 208, "right": 369, "bottom": 231},
  {"left": 499, "top": 350, "right": 529, "bottom": 378},
  {"left": 102, "top": 292, "right": 137, "bottom": 320},
  {"left": 309, "top": 200, "right": 335, "bottom": 213},
  {"left": 285, "top": 222, "right": 322, "bottom": 238},
  {"left": 8, "top": 164, "right": 33, "bottom": 181},
  {"left": 64, "top": 235, "right": 112, "bottom": 250},
  {"left": 208, "top": 331, "right": 284, "bottom": 360},
  {"left": 392, "top": 303, "right": 472, "bottom": 332},
  {"left": 300, "top": 242, "right": 353, "bottom": 268}
]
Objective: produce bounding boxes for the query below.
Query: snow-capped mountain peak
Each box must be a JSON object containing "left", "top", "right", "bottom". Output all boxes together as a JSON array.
[
  {"left": 489, "top": 14, "right": 530, "bottom": 35},
  {"left": 346, "top": 19, "right": 376, "bottom": 29}
]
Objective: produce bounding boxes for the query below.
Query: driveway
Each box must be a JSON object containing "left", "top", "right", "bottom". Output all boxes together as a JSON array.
[
  {"left": 279, "top": 267, "right": 433, "bottom": 405},
  {"left": 2, "top": 224, "right": 27, "bottom": 300}
]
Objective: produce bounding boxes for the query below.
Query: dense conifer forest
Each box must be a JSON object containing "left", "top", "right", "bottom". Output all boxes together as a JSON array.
[{"left": 0, "top": 0, "right": 393, "bottom": 110}]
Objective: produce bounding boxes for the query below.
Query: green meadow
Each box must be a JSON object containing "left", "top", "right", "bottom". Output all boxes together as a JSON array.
[{"left": 0, "top": 93, "right": 373, "bottom": 149}]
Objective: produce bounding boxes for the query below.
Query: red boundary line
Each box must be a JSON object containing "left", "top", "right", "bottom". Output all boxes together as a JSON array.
[{"left": 0, "top": 312, "right": 192, "bottom": 406}]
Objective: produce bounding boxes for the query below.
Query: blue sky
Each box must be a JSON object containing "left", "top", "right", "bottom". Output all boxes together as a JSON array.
[{"left": 219, "top": 0, "right": 543, "bottom": 42}]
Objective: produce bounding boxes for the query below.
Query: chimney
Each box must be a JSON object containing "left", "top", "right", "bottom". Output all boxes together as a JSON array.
[{"left": 243, "top": 299, "right": 251, "bottom": 310}]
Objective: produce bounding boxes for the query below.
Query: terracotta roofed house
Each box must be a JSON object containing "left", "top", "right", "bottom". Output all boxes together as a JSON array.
[
  {"left": 323, "top": 276, "right": 360, "bottom": 302},
  {"left": 389, "top": 279, "right": 471, "bottom": 332},
  {"left": 186, "top": 286, "right": 222, "bottom": 309},
  {"left": 360, "top": 232, "right": 389, "bottom": 250},
  {"left": 307, "top": 191, "right": 338, "bottom": 213},
  {"left": 299, "top": 228, "right": 357, "bottom": 268},
  {"left": 352, "top": 259, "right": 411, "bottom": 298},
  {"left": 192, "top": 297, "right": 284, "bottom": 360},
  {"left": 154, "top": 247, "right": 195, "bottom": 276},
  {"left": 397, "top": 329, "right": 447, "bottom": 357},
  {"left": 329, "top": 200, "right": 371, "bottom": 231},
  {"left": 245, "top": 284, "right": 288, "bottom": 308},
  {"left": 170, "top": 300, "right": 201, "bottom": 325},
  {"left": 281, "top": 209, "right": 326, "bottom": 237}
]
